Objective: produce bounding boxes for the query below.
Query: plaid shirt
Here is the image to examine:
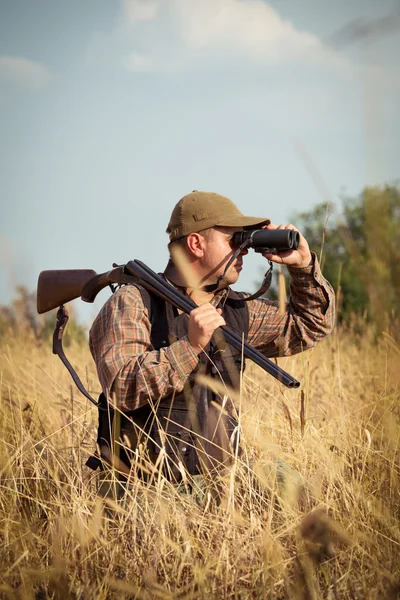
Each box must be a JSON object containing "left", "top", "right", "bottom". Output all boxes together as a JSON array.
[{"left": 89, "top": 253, "right": 335, "bottom": 411}]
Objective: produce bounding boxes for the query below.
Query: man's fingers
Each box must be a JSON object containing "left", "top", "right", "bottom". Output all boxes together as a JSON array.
[
  {"left": 188, "top": 303, "right": 226, "bottom": 353},
  {"left": 266, "top": 223, "right": 299, "bottom": 231},
  {"left": 191, "top": 311, "right": 226, "bottom": 328},
  {"left": 190, "top": 304, "right": 225, "bottom": 321}
]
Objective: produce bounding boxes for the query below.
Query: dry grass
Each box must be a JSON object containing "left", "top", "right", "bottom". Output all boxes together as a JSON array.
[{"left": 0, "top": 322, "right": 399, "bottom": 599}]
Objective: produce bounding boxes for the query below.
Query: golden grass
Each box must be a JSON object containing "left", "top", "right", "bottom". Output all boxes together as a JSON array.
[{"left": 0, "top": 323, "right": 399, "bottom": 599}]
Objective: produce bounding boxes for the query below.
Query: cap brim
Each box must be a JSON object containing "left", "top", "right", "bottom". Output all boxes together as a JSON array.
[{"left": 217, "top": 216, "right": 270, "bottom": 229}]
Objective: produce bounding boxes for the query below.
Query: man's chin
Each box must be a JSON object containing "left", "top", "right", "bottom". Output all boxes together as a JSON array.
[{"left": 225, "top": 271, "right": 240, "bottom": 286}]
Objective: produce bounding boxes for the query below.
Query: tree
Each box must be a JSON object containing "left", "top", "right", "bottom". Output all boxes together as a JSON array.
[{"left": 292, "top": 184, "right": 400, "bottom": 334}]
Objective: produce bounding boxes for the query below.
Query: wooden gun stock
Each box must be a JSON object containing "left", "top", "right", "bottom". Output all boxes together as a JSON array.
[
  {"left": 37, "top": 269, "right": 98, "bottom": 314},
  {"left": 80, "top": 267, "right": 135, "bottom": 304}
]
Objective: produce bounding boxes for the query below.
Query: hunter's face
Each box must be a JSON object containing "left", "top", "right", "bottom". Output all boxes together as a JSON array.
[{"left": 200, "top": 226, "right": 248, "bottom": 286}]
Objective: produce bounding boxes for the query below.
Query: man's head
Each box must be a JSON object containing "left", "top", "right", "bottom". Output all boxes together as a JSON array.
[
  {"left": 166, "top": 191, "right": 269, "bottom": 289},
  {"left": 166, "top": 191, "right": 269, "bottom": 242}
]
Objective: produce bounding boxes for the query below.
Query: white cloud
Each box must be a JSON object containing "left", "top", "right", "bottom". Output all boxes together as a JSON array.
[
  {"left": 174, "top": 0, "right": 319, "bottom": 59},
  {"left": 0, "top": 55, "right": 50, "bottom": 88},
  {"left": 122, "top": 0, "right": 159, "bottom": 23},
  {"left": 118, "top": 0, "right": 344, "bottom": 72}
]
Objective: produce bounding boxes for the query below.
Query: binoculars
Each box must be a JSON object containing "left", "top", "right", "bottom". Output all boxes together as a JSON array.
[{"left": 231, "top": 229, "right": 300, "bottom": 254}]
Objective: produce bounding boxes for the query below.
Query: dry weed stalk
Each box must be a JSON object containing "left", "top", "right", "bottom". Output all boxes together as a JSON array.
[{"left": 0, "top": 324, "right": 399, "bottom": 599}]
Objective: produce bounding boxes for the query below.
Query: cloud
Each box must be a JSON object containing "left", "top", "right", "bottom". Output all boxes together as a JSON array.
[
  {"left": 175, "top": 0, "right": 319, "bottom": 59},
  {"left": 0, "top": 55, "right": 50, "bottom": 88},
  {"left": 118, "top": 0, "right": 344, "bottom": 72}
]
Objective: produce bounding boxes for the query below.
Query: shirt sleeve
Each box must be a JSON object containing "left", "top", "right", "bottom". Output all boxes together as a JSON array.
[
  {"left": 247, "top": 253, "right": 335, "bottom": 356},
  {"left": 89, "top": 285, "right": 199, "bottom": 411}
]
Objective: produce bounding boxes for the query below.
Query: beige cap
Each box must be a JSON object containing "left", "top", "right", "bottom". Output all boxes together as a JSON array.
[{"left": 167, "top": 191, "right": 270, "bottom": 241}]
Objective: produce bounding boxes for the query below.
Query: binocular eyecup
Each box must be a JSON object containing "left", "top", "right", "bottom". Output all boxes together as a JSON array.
[{"left": 231, "top": 229, "right": 300, "bottom": 253}]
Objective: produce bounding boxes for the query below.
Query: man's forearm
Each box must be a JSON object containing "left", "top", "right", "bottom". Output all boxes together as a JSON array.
[
  {"left": 107, "top": 337, "right": 199, "bottom": 411},
  {"left": 247, "top": 253, "right": 335, "bottom": 357}
]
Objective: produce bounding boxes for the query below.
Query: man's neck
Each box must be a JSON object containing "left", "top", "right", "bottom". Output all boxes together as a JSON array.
[{"left": 164, "top": 259, "right": 216, "bottom": 305}]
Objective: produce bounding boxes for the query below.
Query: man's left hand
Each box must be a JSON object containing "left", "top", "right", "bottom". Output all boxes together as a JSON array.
[{"left": 261, "top": 223, "right": 312, "bottom": 268}]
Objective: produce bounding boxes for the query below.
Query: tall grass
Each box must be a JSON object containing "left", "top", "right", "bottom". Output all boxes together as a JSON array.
[{"left": 0, "top": 322, "right": 399, "bottom": 599}]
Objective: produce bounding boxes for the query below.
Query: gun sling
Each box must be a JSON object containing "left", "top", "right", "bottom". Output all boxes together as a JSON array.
[{"left": 52, "top": 305, "right": 99, "bottom": 407}]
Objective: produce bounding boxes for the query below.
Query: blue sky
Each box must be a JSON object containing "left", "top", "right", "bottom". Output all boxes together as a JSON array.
[{"left": 0, "top": 0, "right": 399, "bottom": 323}]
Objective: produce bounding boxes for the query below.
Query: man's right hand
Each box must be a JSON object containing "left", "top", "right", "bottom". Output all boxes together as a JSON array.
[{"left": 187, "top": 304, "right": 226, "bottom": 354}]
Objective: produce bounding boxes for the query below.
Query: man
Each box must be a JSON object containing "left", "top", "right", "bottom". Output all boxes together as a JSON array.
[{"left": 89, "top": 191, "right": 334, "bottom": 483}]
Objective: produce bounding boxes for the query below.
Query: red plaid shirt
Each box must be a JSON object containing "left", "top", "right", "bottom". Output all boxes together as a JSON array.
[{"left": 89, "top": 253, "right": 334, "bottom": 411}]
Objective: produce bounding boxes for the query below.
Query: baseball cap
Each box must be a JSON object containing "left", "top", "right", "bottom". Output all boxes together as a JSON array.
[{"left": 167, "top": 191, "right": 270, "bottom": 241}]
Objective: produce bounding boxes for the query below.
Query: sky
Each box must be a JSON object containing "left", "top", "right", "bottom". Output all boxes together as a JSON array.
[{"left": 0, "top": 0, "right": 399, "bottom": 324}]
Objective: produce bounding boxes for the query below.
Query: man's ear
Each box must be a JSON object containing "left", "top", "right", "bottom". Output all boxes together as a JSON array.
[{"left": 186, "top": 232, "right": 206, "bottom": 258}]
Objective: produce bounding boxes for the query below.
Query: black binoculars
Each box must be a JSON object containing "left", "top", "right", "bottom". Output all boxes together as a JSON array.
[{"left": 231, "top": 229, "right": 300, "bottom": 254}]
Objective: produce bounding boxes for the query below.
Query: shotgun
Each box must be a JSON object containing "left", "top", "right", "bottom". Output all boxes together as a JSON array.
[{"left": 37, "top": 260, "right": 300, "bottom": 394}]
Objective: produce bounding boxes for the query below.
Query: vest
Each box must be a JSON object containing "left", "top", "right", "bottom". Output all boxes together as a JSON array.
[{"left": 89, "top": 284, "right": 249, "bottom": 482}]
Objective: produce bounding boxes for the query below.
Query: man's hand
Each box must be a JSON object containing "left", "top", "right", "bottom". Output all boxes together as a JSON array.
[
  {"left": 187, "top": 304, "right": 226, "bottom": 354},
  {"left": 261, "top": 223, "right": 312, "bottom": 268}
]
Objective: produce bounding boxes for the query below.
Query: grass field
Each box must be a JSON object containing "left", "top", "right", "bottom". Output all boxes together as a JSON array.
[{"left": 0, "top": 321, "right": 399, "bottom": 599}]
